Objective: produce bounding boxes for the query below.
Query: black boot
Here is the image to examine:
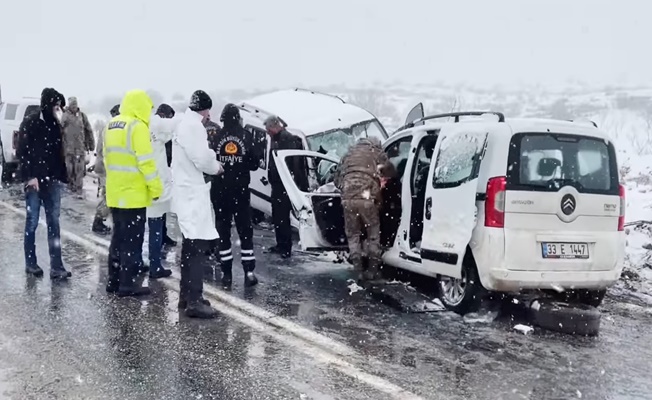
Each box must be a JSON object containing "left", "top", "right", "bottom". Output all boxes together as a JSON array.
[
  {"left": 182, "top": 239, "right": 218, "bottom": 318},
  {"left": 184, "top": 301, "right": 218, "bottom": 319},
  {"left": 242, "top": 256, "right": 258, "bottom": 288},
  {"left": 220, "top": 259, "right": 233, "bottom": 288},
  {"left": 244, "top": 272, "right": 259, "bottom": 287},
  {"left": 117, "top": 265, "right": 151, "bottom": 297},
  {"left": 149, "top": 268, "right": 172, "bottom": 280},
  {"left": 178, "top": 298, "right": 211, "bottom": 309},
  {"left": 50, "top": 268, "right": 72, "bottom": 280},
  {"left": 106, "top": 259, "right": 120, "bottom": 293},
  {"left": 25, "top": 265, "right": 44, "bottom": 277},
  {"left": 92, "top": 216, "right": 111, "bottom": 235}
]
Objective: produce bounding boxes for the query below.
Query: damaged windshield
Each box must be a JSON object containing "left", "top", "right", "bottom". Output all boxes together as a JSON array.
[{"left": 306, "top": 119, "right": 386, "bottom": 161}]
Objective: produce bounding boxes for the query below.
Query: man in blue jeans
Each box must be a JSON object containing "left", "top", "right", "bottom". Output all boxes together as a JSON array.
[{"left": 17, "top": 88, "right": 71, "bottom": 280}]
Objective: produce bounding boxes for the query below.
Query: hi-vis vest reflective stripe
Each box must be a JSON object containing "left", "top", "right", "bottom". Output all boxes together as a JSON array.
[{"left": 105, "top": 120, "right": 158, "bottom": 182}]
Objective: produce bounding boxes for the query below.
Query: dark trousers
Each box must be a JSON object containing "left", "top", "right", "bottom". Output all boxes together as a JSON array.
[
  {"left": 212, "top": 186, "right": 255, "bottom": 272},
  {"left": 24, "top": 181, "right": 64, "bottom": 271},
  {"left": 180, "top": 237, "right": 212, "bottom": 304},
  {"left": 271, "top": 184, "right": 292, "bottom": 253},
  {"left": 108, "top": 208, "right": 146, "bottom": 289},
  {"left": 162, "top": 213, "right": 169, "bottom": 240}
]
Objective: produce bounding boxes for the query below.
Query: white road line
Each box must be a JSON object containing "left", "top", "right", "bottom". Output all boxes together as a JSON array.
[{"left": 0, "top": 200, "right": 425, "bottom": 400}]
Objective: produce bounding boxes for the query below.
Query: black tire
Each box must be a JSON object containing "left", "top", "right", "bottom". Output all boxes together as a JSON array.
[
  {"left": 575, "top": 289, "right": 607, "bottom": 308},
  {"left": 436, "top": 253, "right": 484, "bottom": 315},
  {"left": 529, "top": 300, "right": 601, "bottom": 336}
]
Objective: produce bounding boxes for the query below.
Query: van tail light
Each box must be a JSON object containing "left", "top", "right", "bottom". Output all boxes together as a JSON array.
[
  {"left": 485, "top": 176, "right": 507, "bottom": 228},
  {"left": 618, "top": 184, "right": 626, "bottom": 231},
  {"left": 12, "top": 130, "right": 20, "bottom": 149}
]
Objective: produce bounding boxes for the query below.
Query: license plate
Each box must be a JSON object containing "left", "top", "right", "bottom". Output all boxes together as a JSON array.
[{"left": 541, "top": 242, "right": 589, "bottom": 259}]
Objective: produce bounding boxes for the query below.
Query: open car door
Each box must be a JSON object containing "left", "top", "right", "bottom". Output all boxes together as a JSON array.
[
  {"left": 271, "top": 149, "right": 348, "bottom": 252},
  {"left": 419, "top": 125, "right": 489, "bottom": 278},
  {"left": 404, "top": 103, "right": 425, "bottom": 127}
]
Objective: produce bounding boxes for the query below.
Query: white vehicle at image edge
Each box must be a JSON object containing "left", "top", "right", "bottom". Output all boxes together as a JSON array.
[
  {"left": 236, "top": 88, "right": 391, "bottom": 226},
  {"left": 0, "top": 93, "right": 41, "bottom": 182},
  {"left": 272, "top": 109, "right": 626, "bottom": 314}
]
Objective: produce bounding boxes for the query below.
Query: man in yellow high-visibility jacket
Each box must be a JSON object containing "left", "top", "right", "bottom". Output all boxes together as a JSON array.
[{"left": 104, "top": 89, "right": 163, "bottom": 297}]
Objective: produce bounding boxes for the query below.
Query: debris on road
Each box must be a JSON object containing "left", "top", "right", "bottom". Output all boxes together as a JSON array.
[
  {"left": 513, "top": 324, "right": 534, "bottom": 335},
  {"left": 347, "top": 280, "right": 364, "bottom": 295}
]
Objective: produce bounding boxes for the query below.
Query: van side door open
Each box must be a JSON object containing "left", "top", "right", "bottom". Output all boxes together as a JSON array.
[
  {"left": 420, "top": 126, "right": 489, "bottom": 278},
  {"left": 271, "top": 149, "right": 348, "bottom": 252}
]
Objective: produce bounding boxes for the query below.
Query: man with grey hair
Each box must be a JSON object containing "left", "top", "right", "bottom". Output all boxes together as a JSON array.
[
  {"left": 264, "top": 115, "right": 308, "bottom": 258},
  {"left": 62, "top": 96, "right": 95, "bottom": 198},
  {"left": 334, "top": 136, "right": 396, "bottom": 282}
]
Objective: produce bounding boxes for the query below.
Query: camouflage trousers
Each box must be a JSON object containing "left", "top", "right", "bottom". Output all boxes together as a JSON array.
[
  {"left": 66, "top": 154, "right": 85, "bottom": 193},
  {"left": 95, "top": 176, "right": 110, "bottom": 220},
  {"left": 342, "top": 199, "right": 381, "bottom": 273}
]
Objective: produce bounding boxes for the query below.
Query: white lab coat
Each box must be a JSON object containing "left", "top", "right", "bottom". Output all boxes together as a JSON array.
[
  {"left": 171, "top": 109, "right": 223, "bottom": 240},
  {"left": 146, "top": 115, "right": 181, "bottom": 219}
]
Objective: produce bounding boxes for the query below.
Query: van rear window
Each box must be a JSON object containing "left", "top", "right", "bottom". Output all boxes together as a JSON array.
[{"left": 506, "top": 133, "right": 619, "bottom": 195}]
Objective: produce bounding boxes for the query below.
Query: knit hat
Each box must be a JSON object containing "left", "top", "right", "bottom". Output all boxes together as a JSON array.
[
  {"left": 220, "top": 103, "right": 240, "bottom": 125},
  {"left": 110, "top": 104, "right": 120, "bottom": 117},
  {"left": 68, "top": 96, "right": 79, "bottom": 109},
  {"left": 189, "top": 90, "right": 212, "bottom": 112},
  {"left": 156, "top": 103, "right": 175, "bottom": 118}
]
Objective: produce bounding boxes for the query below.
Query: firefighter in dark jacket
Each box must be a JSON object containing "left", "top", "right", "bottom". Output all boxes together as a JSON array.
[
  {"left": 264, "top": 115, "right": 308, "bottom": 258},
  {"left": 210, "top": 104, "right": 260, "bottom": 288}
]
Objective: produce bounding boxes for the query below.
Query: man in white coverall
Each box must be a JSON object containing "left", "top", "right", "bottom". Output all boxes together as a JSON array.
[
  {"left": 147, "top": 104, "right": 181, "bottom": 279},
  {"left": 171, "top": 90, "right": 224, "bottom": 319}
]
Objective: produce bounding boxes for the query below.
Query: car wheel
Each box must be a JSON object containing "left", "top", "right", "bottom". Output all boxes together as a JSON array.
[
  {"left": 528, "top": 300, "right": 601, "bottom": 336},
  {"left": 575, "top": 289, "right": 607, "bottom": 308},
  {"left": 436, "top": 257, "right": 483, "bottom": 315}
]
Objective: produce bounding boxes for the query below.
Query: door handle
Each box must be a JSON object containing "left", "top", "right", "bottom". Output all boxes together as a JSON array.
[
  {"left": 425, "top": 197, "right": 432, "bottom": 220},
  {"left": 260, "top": 177, "right": 269, "bottom": 186}
]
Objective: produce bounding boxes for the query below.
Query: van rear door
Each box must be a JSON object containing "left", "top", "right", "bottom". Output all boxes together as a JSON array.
[{"left": 503, "top": 132, "right": 623, "bottom": 272}]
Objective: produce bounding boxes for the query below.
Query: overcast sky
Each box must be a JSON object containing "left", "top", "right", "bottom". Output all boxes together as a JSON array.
[{"left": 0, "top": 0, "right": 648, "bottom": 101}]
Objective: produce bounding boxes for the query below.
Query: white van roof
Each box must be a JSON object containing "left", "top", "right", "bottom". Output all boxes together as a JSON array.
[{"left": 242, "top": 89, "right": 377, "bottom": 136}]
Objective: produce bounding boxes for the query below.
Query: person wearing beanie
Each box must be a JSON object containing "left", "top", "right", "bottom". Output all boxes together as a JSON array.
[
  {"left": 16, "top": 87, "right": 71, "bottom": 280},
  {"left": 90, "top": 104, "right": 121, "bottom": 236},
  {"left": 154, "top": 104, "right": 178, "bottom": 249},
  {"left": 209, "top": 103, "right": 260, "bottom": 288},
  {"left": 145, "top": 103, "right": 180, "bottom": 280},
  {"left": 61, "top": 96, "right": 95, "bottom": 198},
  {"left": 171, "top": 90, "right": 224, "bottom": 319}
]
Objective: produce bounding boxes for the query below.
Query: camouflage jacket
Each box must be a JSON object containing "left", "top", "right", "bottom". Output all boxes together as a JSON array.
[
  {"left": 334, "top": 139, "right": 396, "bottom": 201},
  {"left": 61, "top": 109, "right": 95, "bottom": 155}
]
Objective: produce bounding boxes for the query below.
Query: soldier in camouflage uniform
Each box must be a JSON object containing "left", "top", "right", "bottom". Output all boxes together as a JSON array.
[
  {"left": 90, "top": 104, "right": 119, "bottom": 235},
  {"left": 334, "top": 137, "right": 396, "bottom": 282},
  {"left": 62, "top": 97, "right": 95, "bottom": 198}
]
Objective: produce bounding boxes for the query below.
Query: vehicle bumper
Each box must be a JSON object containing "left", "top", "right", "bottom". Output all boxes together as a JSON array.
[{"left": 482, "top": 268, "right": 622, "bottom": 292}]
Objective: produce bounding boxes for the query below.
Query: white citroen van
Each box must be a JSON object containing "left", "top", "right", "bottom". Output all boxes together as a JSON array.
[
  {"left": 237, "top": 89, "right": 390, "bottom": 225},
  {"left": 270, "top": 111, "right": 626, "bottom": 314}
]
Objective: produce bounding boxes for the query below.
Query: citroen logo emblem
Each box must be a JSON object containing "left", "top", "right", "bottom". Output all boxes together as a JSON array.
[{"left": 561, "top": 194, "right": 576, "bottom": 215}]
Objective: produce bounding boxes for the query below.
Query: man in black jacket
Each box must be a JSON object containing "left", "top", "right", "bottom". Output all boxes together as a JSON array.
[
  {"left": 17, "top": 88, "right": 71, "bottom": 280},
  {"left": 210, "top": 104, "right": 260, "bottom": 287},
  {"left": 264, "top": 115, "right": 308, "bottom": 258}
]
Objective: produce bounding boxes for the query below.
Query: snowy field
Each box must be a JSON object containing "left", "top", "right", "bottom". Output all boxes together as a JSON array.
[{"left": 86, "top": 84, "right": 652, "bottom": 299}]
